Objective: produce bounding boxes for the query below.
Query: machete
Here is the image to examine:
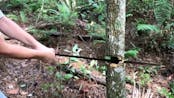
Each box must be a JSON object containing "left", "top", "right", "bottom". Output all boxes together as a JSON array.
[{"left": 56, "top": 53, "right": 161, "bottom": 65}]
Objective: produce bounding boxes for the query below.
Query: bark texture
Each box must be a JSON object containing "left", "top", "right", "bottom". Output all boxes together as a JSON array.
[{"left": 106, "top": 0, "right": 126, "bottom": 98}]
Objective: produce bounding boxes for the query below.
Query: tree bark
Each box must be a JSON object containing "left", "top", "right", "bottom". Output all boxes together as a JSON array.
[{"left": 106, "top": 0, "right": 126, "bottom": 98}]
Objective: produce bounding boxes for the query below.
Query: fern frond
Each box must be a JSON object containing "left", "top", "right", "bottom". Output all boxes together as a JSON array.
[
  {"left": 154, "top": 0, "right": 172, "bottom": 25},
  {"left": 53, "top": 1, "right": 78, "bottom": 25},
  {"left": 137, "top": 24, "right": 160, "bottom": 33},
  {"left": 165, "top": 23, "right": 174, "bottom": 30},
  {"left": 163, "top": 33, "right": 174, "bottom": 49}
]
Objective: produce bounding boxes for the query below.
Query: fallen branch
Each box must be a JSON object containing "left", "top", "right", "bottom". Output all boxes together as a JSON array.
[
  {"left": 50, "top": 32, "right": 105, "bottom": 41},
  {"left": 35, "top": 22, "right": 60, "bottom": 29},
  {"left": 57, "top": 57, "right": 106, "bottom": 85},
  {"left": 63, "top": 66, "right": 106, "bottom": 85}
]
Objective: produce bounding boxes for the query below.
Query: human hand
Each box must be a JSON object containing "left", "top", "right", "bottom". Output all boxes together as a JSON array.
[
  {"left": 37, "top": 47, "right": 57, "bottom": 64},
  {"left": 32, "top": 42, "right": 58, "bottom": 64}
]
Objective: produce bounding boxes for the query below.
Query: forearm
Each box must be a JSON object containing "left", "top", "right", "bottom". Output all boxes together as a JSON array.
[
  {"left": 0, "top": 16, "right": 42, "bottom": 48},
  {"left": 0, "top": 11, "right": 56, "bottom": 63},
  {"left": 0, "top": 42, "right": 43, "bottom": 59}
]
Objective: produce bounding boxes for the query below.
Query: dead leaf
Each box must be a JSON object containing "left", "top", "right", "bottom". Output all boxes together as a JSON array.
[
  {"left": 56, "top": 56, "right": 69, "bottom": 64},
  {"left": 6, "top": 88, "right": 19, "bottom": 94},
  {"left": 20, "top": 90, "right": 28, "bottom": 95},
  {"left": 21, "top": 62, "right": 28, "bottom": 67},
  {"left": 6, "top": 82, "right": 19, "bottom": 94}
]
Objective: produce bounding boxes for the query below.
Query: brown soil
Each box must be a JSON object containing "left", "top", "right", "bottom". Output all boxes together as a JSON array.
[{"left": 0, "top": 25, "right": 173, "bottom": 98}]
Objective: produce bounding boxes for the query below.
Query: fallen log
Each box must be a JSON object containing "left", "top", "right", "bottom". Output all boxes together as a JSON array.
[
  {"left": 50, "top": 32, "right": 105, "bottom": 41},
  {"left": 56, "top": 57, "right": 106, "bottom": 85}
]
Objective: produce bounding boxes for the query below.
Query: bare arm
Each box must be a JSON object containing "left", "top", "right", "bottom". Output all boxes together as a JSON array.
[
  {"left": 0, "top": 11, "right": 56, "bottom": 63},
  {"left": 0, "top": 39, "right": 43, "bottom": 59},
  {"left": 0, "top": 16, "right": 45, "bottom": 49}
]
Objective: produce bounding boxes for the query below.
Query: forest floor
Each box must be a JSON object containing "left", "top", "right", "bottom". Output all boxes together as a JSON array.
[
  {"left": 0, "top": 35, "right": 173, "bottom": 98},
  {"left": 0, "top": 24, "right": 173, "bottom": 98}
]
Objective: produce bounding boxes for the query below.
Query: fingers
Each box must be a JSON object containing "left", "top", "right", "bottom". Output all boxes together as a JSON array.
[{"left": 34, "top": 45, "right": 58, "bottom": 64}]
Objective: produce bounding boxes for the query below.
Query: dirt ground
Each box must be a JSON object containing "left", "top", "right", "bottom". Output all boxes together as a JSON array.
[
  {"left": 0, "top": 36, "right": 172, "bottom": 98},
  {"left": 0, "top": 37, "right": 107, "bottom": 98}
]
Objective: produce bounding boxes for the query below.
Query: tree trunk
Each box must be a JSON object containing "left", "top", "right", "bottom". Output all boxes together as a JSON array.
[{"left": 106, "top": 0, "right": 126, "bottom": 98}]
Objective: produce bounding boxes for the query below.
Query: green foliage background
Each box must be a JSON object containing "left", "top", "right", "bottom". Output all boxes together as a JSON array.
[{"left": 0, "top": 0, "right": 174, "bottom": 97}]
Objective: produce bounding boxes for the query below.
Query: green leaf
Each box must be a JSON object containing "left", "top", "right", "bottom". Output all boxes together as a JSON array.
[
  {"left": 72, "top": 44, "right": 79, "bottom": 53},
  {"left": 169, "top": 81, "right": 174, "bottom": 94},
  {"left": 80, "top": 65, "right": 91, "bottom": 75},
  {"left": 90, "top": 60, "right": 98, "bottom": 67},
  {"left": 20, "top": 84, "right": 26, "bottom": 88},
  {"left": 126, "top": 13, "right": 133, "bottom": 18},
  {"left": 137, "top": 24, "right": 160, "bottom": 33},
  {"left": 46, "top": 66, "right": 55, "bottom": 74},
  {"left": 72, "top": 44, "right": 82, "bottom": 56},
  {"left": 70, "top": 57, "right": 79, "bottom": 62},
  {"left": 6, "top": 14, "right": 19, "bottom": 21},
  {"left": 55, "top": 72, "right": 62, "bottom": 79},
  {"left": 20, "top": 11, "right": 28, "bottom": 23},
  {"left": 104, "top": 56, "right": 111, "bottom": 60},
  {"left": 125, "top": 50, "right": 139, "bottom": 59},
  {"left": 158, "top": 87, "right": 173, "bottom": 98},
  {"left": 70, "top": 68, "right": 75, "bottom": 73},
  {"left": 64, "top": 74, "right": 73, "bottom": 80}
]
